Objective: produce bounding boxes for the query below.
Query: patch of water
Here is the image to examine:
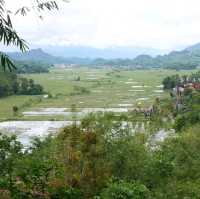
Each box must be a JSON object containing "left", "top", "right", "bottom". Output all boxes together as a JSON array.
[
  {"left": 143, "top": 85, "right": 151, "bottom": 88},
  {"left": 118, "top": 104, "right": 133, "bottom": 107},
  {"left": 136, "top": 98, "right": 149, "bottom": 101},
  {"left": 0, "top": 121, "right": 77, "bottom": 146},
  {"left": 23, "top": 108, "right": 73, "bottom": 116},
  {"left": 150, "top": 129, "right": 175, "bottom": 146},
  {"left": 132, "top": 85, "right": 143, "bottom": 88},
  {"left": 39, "top": 108, "right": 68, "bottom": 112},
  {"left": 23, "top": 107, "right": 130, "bottom": 117},
  {"left": 156, "top": 85, "right": 164, "bottom": 88},
  {"left": 132, "top": 85, "right": 150, "bottom": 88},
  {"left": 125, "top": 81, "right": 138, "bottom": 84},
  {"left": 128, "top": 90, "right": 145, "bottom": 92},
  {"left": 154, "top": 90, "right": 164, "bottom": 93},
  {"left": 43, "top": 95, "right": 49, "bottom": 99},
  {"left": 81, "top": 108, "right": 129, "bottom": 113}
]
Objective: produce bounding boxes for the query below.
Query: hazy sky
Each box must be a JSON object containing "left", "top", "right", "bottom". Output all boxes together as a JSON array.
[{"left": 5, "top": 0, "right": 200, "bottom": 50}]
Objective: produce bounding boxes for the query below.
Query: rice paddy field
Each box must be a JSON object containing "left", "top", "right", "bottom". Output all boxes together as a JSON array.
[
  {"left": 0, "top": 67, "right": 196, "bottom": 145},
  {"left": 0, "top": 67, "right": 195, "bottom": 121}
]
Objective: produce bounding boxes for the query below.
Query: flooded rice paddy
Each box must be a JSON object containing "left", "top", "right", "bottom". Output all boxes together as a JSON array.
[
  {"left": 1, "top": 68, "right": 174, "bottom": 146},
  {"left": 0, "top": 121, "right": 77, "bottom": 146},
  {"left": 0, "top": 120, "right": 173, "bottom": 147},
  {"left": 23, "top": 107, "right": 130, "bottom": 117}
]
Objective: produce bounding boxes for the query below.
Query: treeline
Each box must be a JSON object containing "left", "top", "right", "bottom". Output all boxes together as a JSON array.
[
  {"left": 89, "top": 50, "right": 199, "bottom": 70},
  {"left": 15, "top": 61, "right": 51, "bottom": 74},
  {"left": 0, "top": 71, "right": 44, "bottom": 97},
  {"left": 162, "top": 70, "right": 200, "bottom": 89}
]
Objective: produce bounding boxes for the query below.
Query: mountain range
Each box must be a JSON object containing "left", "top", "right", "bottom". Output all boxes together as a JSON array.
[
  {"left": 6, "top": 43, "right": 200, "bottom": 69},
  {"left": 41, "top": 45, "right": 167, "bottom": 59}
]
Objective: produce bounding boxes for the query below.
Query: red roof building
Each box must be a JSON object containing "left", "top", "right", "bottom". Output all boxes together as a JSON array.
[{"left": 192, "top": 83, "right": 200, "bottom": 90}]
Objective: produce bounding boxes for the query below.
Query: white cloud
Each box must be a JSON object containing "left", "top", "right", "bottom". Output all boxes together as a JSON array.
[{"left": 4, "top": 0, "right": 200, "bottom": 50}]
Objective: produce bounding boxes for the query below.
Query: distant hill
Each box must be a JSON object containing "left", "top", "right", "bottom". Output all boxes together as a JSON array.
[
  {"left": 7, "top": 49, "right": 67, "bottom": 64},
  {"left": 6, "top": 43, "right": 200, "bottom": 70},
  {"left": 7, "top": 48, "right": 94, "bottom": 65},
  {"left": 153, "top": 43, "right": 200, "bottom": 69},
  {"left": 126, "top": 43, "right": 200, "bottom": 69},
  {"left": 43, "top": 45, "right": 166, "bottom": 59},
  {"left": 90, "top": 45, "right": 200, "bottom": 69},
  {"left": 185, "top": 43, "right": 200, "bottom": 52}
]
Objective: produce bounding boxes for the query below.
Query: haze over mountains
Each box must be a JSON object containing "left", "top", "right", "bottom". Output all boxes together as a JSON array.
[
  {"left": 6, "top": 45, "right": 167, "bottom": 60},
  {"left": 41, "top": 45, "right": 167, "bottom": 59},
  {"left": 6, "top": 43, "right": 200, "bottom": 69}
]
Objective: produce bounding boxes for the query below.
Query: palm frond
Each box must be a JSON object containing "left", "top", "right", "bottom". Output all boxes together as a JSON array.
[
  {"left": 15, "top": 7, "right": 30, "bottom": 16},
  {"left": 0, "top": 0, "right": 68, "bottom": 70},
  {"left": 0, "top": 16, "right": 29, "bottom": 52},
  {"left": 0, "top": 52, "right": 16, "bottom": 71}
]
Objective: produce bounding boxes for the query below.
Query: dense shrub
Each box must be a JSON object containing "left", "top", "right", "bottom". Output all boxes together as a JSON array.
[
  {"left": 0, "top": 71, "right": 44, "bottom": 97},
  {"left": 16, "top": 61, "right": 50, "bottom": 74},
  {"left": 162, "top": 74, "right": 181, "bottom": 89},
  {"left": 100, "top": 181, "right": 150, "bottom": 199}
]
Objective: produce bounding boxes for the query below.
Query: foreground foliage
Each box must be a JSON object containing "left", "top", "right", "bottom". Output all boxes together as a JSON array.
[{"left": 0, "top": 106, "right": 200, "bottom": 198}]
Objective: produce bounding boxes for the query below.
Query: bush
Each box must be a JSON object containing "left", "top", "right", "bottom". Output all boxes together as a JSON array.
[
  {"left": 174, "top": 115, "right": 187, "bottom": 131},
  {"left": 49, "top": 187, "right": 83, "bottom": 199},
  {"left": 12, "top": 106, "right": 19, "bottom": 116},
  {"left": 70, "top": 86, "right": 90, "bottom": 96},
  {"left": 100, "top": 180, "right": 150, "bottom": 199}
]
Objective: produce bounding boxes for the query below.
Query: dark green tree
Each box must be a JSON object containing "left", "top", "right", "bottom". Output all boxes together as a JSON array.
[
  {"left": 100, "top": 180, "right": 150, "bottom": 199},
  {"left": 0, "top": 133, "right": 23, "bottom": 191}
]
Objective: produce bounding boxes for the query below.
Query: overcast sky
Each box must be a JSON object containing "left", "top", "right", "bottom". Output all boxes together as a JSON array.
[{"left": 4, "top": 0, "right": 200, "bottom": 50}]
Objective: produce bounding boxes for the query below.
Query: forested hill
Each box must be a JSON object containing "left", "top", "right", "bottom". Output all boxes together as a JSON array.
[
  {"left": 90, "top": 47, "right": 200, "bottom": 69},
  {"left": 89, "top": 43, "right": 200, "bottom": 69},
  {"left": 6, "top": 43, "right": 200, "bottom": 69},
  {"left": 7, "top": 49, "right": 92, "bottom": 65},
  {"left": 7, "top": 49, "right": 68, "bottom": 64},
  {"left": 185, "top": 42, "right": 200, "bottom": 52}
]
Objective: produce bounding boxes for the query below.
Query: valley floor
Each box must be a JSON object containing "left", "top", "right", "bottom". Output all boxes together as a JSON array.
[
  {"left": 0, "top": 68, "right": 195, "bottom": 145},
  {"left": 0, "top": 68, "right": 194, "bottom": 121}
]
